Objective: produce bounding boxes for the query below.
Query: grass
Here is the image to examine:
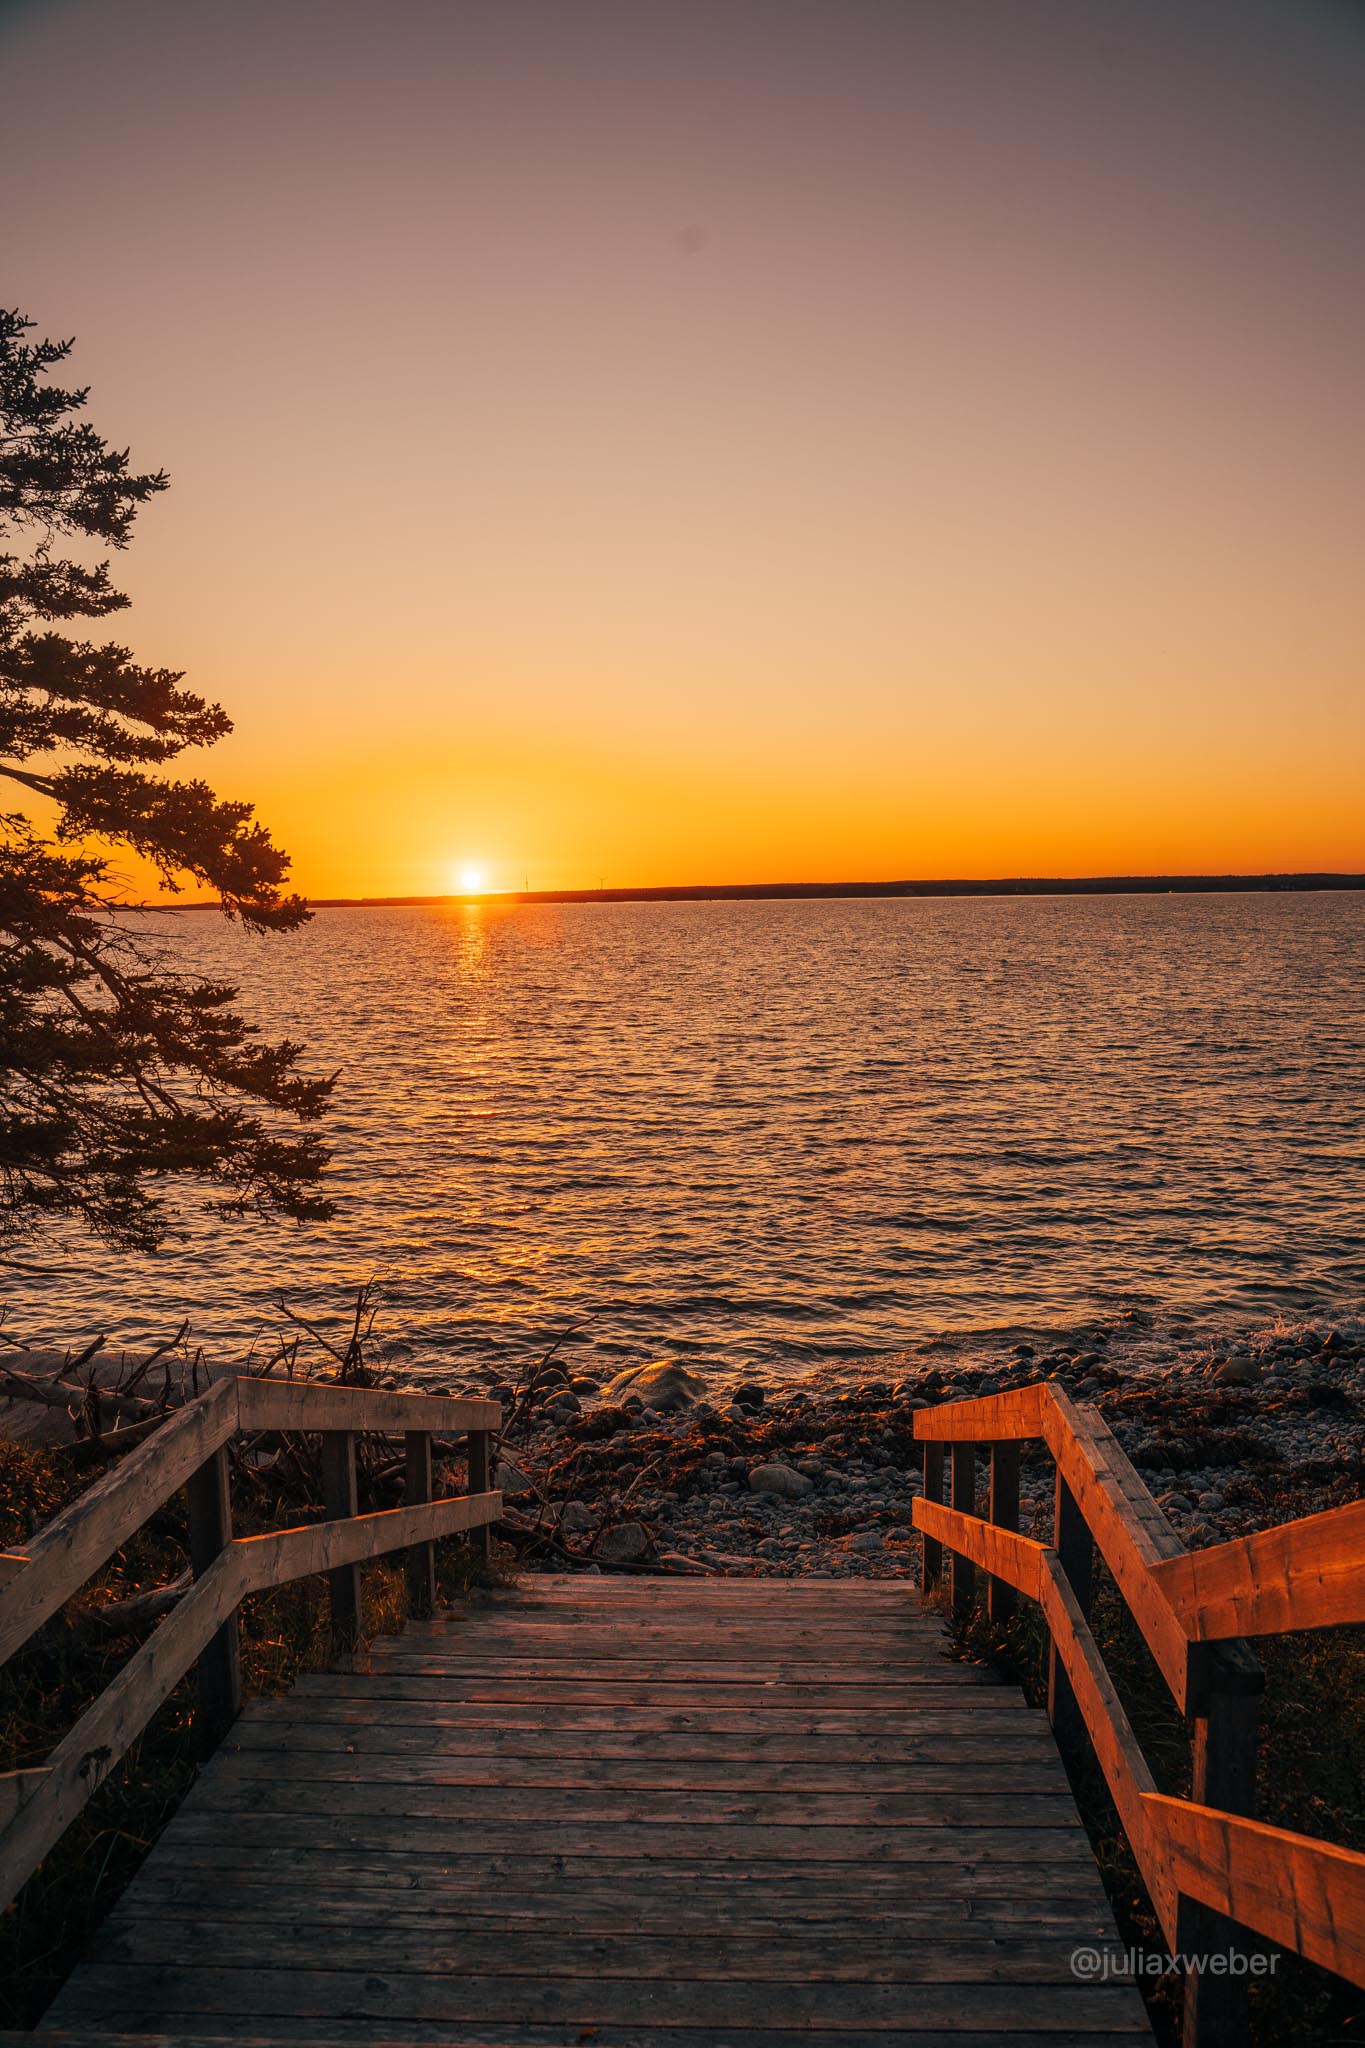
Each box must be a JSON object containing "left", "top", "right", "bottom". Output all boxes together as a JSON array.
[
  {"left": 945, "top": 1570, "right": 1365, "bottom": 2047},
  {"left": 0, "top": 1430, "right": 514, "bottom": 2029}
]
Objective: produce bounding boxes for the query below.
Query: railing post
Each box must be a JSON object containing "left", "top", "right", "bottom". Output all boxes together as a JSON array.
[
  {"left": 1180, "top": 1666, "right": 1261, "bottom": 2048},
  {"left": 468, "top": 1427, "right": 493, "bottom": 1564},
  {"left": 920, "top": 1440, "right": 944, "bottom": 1592},
  {"left": 949, "top": 1442, "right": 977, "bottom": 1619},
  {"left": 320, "top": 1429, "right": 361, "bottom": 1651},
  {"left": 1048, "top": 1469, "right": 1094, "bottom": 1756},
  {"left": 186, "top": 1446, "right": 241, "bottom": 1745},
  {"left": 405, "top": 1429, "right": 436, "bottom": 1617},
  {"left": 987, "top": 1441, "right": 1020, "bottom": 1626}
]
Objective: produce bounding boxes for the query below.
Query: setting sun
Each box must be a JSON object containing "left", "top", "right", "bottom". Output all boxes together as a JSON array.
[{"left": 455, "top": 864, "right": 484, "bottom": 894}]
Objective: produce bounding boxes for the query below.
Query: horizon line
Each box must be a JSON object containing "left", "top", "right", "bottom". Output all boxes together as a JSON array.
[{"left": 161, "top": 870, "right": 1365, "bottom": 911}]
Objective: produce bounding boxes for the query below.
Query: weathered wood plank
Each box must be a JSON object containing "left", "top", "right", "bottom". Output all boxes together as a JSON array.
[
  {"left": 0, "top": 1375, "right": 238, "bottom": 1667},
  {"left": 1151, "top": 1497, "right": 1365, "bottom": 1639},
  {"left": 259, "top": 1690, "right": 1032, "bottom": 1725},
  {"left": 86, "top": 1921, "right": 1130, "bottom": 1983},
  {"left": 1038, "top": 1553, "right": 1175, "bottom": 1943},
  {"left": 912, "top": 1498, "right": 1048, "bottom": 1600},
  {"left": 110, "top": 1880, "right": 1116, "bottom": 1928},
  {"left": 1147, "top": 1792, "right": 1365, "bottom": 1990},
  {"left": 913, "top": 1383, "right": 1051, "bottom": 1441},
  {"left": 6, "top": 2031, "right": 1158, "bottom": 2047},
  {"left": 49, "top": 1966, "right": 1152, "bottom": 2031},
  {"left": 150, "top": 1811, "right": 1104, "bottom": 1864},
  {"left": 183, "top": 1778, "right": 1086, "bottom": 1827},
  {"left": 234, "top": 1376, "right": 500, "bottom": 1436},
  {"left": 215, "top": 1749, "right": 1064, "bottom": 1790}
]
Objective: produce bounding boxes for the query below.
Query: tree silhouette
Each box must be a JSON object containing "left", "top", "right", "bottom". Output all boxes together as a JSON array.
[{"left": 1, "top": 310, "right": 334, "bottom": 1250}]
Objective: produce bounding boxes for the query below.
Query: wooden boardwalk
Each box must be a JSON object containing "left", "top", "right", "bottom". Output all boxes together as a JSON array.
[{"left": 43, "top": 1573, "right": 1149, "bottom": 2045}]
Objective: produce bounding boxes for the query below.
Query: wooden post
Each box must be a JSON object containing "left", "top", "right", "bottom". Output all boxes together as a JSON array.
[
  {"left": 988, "top": 1441, "right": 1020, "bottom": 1626},
  {"left": 404, "top": 1430, "right": 436, "bottom": 1617},
  {"left": 320, "top": 1429, "right": 361, "bottom": 1652},
  {"left": 186, "top": 1446, "right": 240, "bottom": 1745},
  {"left": 949, "top": 1442, "right": 976, "bottom": 1619},
  {"left": 467, "top": 1428, "right": 493, "bottom": 1564},
  {"left": 1180, "top": 1677, "right": 1260, "bottom": 2048},
  {"left": 1048, "top": 1469, "right": 1095, "bottom": 1756},
  {"left": 920, "top": 1440, "right": 945, "bottom": 1592}
]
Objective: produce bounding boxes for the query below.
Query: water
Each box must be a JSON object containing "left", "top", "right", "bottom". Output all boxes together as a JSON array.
[{"left": 9, "top": 894, "right": 1365, "bottom": 1387}]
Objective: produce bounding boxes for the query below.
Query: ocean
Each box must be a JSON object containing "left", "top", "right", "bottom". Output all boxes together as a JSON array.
[{"left": 11, "top": 892, "right": 1365, "bottom": 1390}]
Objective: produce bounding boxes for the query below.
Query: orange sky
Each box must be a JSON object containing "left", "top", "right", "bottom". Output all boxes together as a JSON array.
[{"left": 5, "top": 0, "right": 1365, "bottom": 894}]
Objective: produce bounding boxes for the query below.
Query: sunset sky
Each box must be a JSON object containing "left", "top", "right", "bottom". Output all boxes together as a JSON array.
[{"left": 4, "top": 0, "right": 1364, "bottom": 894}]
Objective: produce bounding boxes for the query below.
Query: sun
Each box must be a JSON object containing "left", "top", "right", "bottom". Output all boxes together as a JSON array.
[{"left": 455, "top": 864, "right": 484, "bottom": 894}]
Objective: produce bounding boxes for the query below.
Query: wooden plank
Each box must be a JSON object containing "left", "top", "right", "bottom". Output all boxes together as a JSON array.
[
  {"left": 404, "top": 1429, "right": 436, "bottom": 1617},
  {"left": 84, "top": 1920, "right": 1131, "bottom": 1983},
  {"left": 0, "top": 1767, "right": 47, "bottom": 1831},
  {"left": 1151, "top": 1497, "right": 1365, "bottom": 1639},
  {"left": 112, "top": 1875, "right": 1114, "bottom": 1925},
  {"left": 467, "top": 1426, "right": 493, "bottom": 1563},
  {"left": 1147, "top": 1792, "right": 1365, "bottom": 1990},
  {"left": 183, "top": 1779, "right": 1085, "bottom": 1828},
  {"left": 48, "top": 1966, "right": 1152, "bottom": 2032},
  {"left": 9, "top": 2030, "right": 1155, "bottom": 2048},
  {"left": 186, "top": 1443, "right": 241, "bottom": 1739},
  {"left": 234, "top": 1376, "right": 500, "bottom": 1437},
  {"left": 208, "top": 1751, "right": 1067, "bottom": 1793},
  {"left": 912, "top": 1499, "right": 1048, "bottom": 1601},
  {"left": 233, "top": 1491, "right": 502, "bottom": 1595},
  {"left": 922, "top": 1439, "right": 945, "bottom": 1590},
  {"left": 1038, "top": 1552, "right": 1176, "bottom": 1943},
  {"left": 0, "top": 1375, "right": 238, "bottom": 1667},
  {"left": 227, "top": 1724, "right": 1058, "bottom": 1761},
  {"left": 989, "top": 1442, "right": 1021, "bottom": 1625},
  {"left": 913, "top": 1383, "right": 1050, "bottom": 1441},
  {"left": 266, "top": 1688, "right": 1033, "bottom": 1724},
  {"left": 950, "top": 1442, "right": 977, "bottom": 1617},
  {"left": 1049, "top": 1471, "right": 1095, "bottom": 1759},
  {"left": 153, "top": 1811, "right": 1105, "bottom": 1865},
  {"left": 286, "top": 1676, "right": 984, "bottom": 1707},
  {"left": 320, "top": 1430, "right": 360, "bottom": 1650}
]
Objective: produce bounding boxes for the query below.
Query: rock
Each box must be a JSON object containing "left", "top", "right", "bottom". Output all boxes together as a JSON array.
[
  {"left": 560, "top": 1500, "right": 594, "bottom": 1533},
  {"left": 728, "top": 1381, "right": 766, "bottom": 1409},
  {"left": 602, "top": 1360, "right": 709, "bottom": 1414},
  {"left": 594, "top": 1520, "right": 654, "bottom": 1565},
  {"left": 1158, "top": 1491, "right": 1193, "bottom": 1515},
  {"left": 495, "top": 1459, "right": 534, "bottom": 1497},
  {"left": 749, "top": 1463, "right": 814, "bottom": 1500},
  {"left": 1215, "top": 1357, "right": 1259, "bottom": 1386},
  {"left": 840, "top": 1529, "right": 884, "bottom": 1553}
]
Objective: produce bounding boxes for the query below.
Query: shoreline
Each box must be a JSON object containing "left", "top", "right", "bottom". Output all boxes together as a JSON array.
[{"left": 494, "top": 1311, "right": 1365, "bottom": 1577}]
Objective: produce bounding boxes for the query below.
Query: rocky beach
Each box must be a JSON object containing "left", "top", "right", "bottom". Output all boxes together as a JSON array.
[{"left": 489, "top": 1311, "right": 1365, "bottom": 1576}]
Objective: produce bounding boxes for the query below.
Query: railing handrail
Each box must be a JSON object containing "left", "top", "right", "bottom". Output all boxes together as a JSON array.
[
  {"left": 0, "top": 1374, "right": 502, "bottom": 1916},
  {"left": 912, "top": 1379, "right": 1365, "bottom": 2009},
  {"left": 0, "top": 1374, "right": 500, "bottom": 1667}
]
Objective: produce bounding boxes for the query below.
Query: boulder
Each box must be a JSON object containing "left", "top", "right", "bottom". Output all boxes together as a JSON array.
[
  {"left": 749, "top": 1463, "right": 813, "bottom": 1501},
  {"left": 495, "top": 1459, "right": 534, "bottom": 1497},
  {"left": 594, "top": 1520, "right": 654, "bottom": 1565},
  {"left": 601, "top": 1360, "right": 709, "bottom": 1414},
  {"left": 559, "top": 1500, "right": 594, "bottom": 1533}
]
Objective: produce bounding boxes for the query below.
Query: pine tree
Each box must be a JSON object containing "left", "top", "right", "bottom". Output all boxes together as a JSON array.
[{"left": 0, "top": 310, "right": 333, "bottom": 1250}]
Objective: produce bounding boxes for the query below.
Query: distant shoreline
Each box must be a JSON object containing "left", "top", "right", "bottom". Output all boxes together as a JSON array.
[{"left": 164, "top": 872, "right": 1365, "bottom": 910}]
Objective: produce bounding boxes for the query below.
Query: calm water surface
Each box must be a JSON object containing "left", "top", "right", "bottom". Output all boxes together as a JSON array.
[{"left": 12, "top": 895, "right": 1365, "bottom": 1385}]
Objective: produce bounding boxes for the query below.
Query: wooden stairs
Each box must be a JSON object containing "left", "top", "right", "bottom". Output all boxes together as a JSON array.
[{"left": 31, "top": 1573, "right": 1148, "bottom": 2045}]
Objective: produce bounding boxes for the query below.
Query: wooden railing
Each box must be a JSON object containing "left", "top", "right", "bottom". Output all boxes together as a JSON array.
[
  {"left": 914, "top": 1380, "right": 1365, "bottom": 2045},
  {"left": 0, "top": 1375, "right": 502, "bottom": 1915}
]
